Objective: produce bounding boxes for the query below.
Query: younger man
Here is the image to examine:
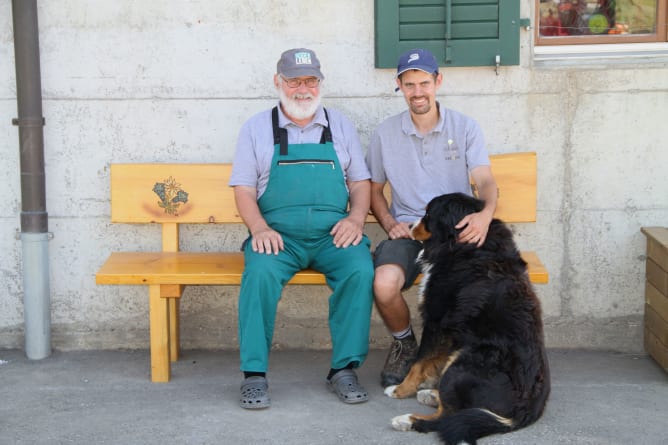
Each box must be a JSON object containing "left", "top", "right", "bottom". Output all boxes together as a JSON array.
[{"left": 366, "top": 48, "right": 498, "bottom": 387}]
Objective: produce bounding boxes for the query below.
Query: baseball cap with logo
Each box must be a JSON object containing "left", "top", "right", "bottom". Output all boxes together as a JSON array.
[
  {"left": 396, "top": 48, "right": 439, "bottom": 77},
  {"left": 277, "top": 48, "right": 325, "bottom": 80}
]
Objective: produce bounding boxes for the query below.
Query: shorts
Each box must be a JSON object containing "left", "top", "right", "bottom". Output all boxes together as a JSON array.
[{"left": 373, "top": 238, "right": 423, "bottom": 291}]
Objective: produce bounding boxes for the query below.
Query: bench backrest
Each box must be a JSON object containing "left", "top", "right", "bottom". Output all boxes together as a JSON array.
[{"left": 110, "top": 152, "right": 537, "bottom": 249}]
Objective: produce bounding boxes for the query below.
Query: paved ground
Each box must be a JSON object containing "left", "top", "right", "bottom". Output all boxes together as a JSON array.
[{"left": 1, "top": 348, "right": 667, "bottom": 445}]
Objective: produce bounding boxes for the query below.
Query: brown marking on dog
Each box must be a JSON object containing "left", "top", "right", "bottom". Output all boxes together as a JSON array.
[
  {"left": 409, "top": 401, "right": 446, "bottom": 423},
  {"left": 410, "top": 219, "right": 430, "bottom": 241},
  {"left": 439, "top": 349, "right": 460, "bottom": 378},
  {"left": 392, "top": 349, "right": 460, "bottom": 399}
]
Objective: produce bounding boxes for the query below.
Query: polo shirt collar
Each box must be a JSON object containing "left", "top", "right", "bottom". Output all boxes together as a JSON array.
[{"left": 401, "top": 101, "right": 445, "bottom": 136}]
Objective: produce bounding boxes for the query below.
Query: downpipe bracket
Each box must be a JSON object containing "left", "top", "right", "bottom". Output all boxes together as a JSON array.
[
  {"left": 12, "top": 117, "right": 45, "bottom": 127},
  {"left": 15, "top": 229, "right": 54, "bottom": 240}
]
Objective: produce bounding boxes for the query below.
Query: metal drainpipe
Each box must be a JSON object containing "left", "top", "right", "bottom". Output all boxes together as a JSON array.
[{"left": 11, "top": 0, "right": 51, "bottom": 359}]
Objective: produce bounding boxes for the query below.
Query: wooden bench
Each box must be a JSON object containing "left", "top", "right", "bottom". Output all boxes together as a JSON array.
[{"left": 96, "top": 152, "right": 548, "bottom": 382}]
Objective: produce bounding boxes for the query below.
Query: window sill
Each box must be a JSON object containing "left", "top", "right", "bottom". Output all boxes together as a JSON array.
[{"left": 533, "top": 43, "right": 668, "bottom": 67}]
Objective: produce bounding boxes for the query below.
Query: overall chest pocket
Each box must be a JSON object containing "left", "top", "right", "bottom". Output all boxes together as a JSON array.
[{"left": 277, "top": 159, "right": 336, "bottom": 169}]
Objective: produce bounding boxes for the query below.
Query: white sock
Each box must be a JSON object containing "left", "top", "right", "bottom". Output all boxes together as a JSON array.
[{"left": 392, "top": 326, "right": 413, "bottom": 340}]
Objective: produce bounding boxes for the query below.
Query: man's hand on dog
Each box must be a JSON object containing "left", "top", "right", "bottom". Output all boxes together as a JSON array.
[{"left": 456, "top": 211, "right": 491, "bottom": 247}]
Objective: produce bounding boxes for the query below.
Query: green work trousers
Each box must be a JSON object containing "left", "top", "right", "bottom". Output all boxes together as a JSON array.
[{"left": 238, "top": 233, "right": 373, "bottom": 372}]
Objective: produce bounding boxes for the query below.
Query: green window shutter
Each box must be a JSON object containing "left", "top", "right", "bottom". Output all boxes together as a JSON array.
[{"left": 375, "top": 0, "right": 520, "bottom": 68}]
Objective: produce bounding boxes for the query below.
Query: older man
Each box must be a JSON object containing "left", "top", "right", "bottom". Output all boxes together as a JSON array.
[{"left": 229, "top": 48, "right": 373, "bottom": 409}]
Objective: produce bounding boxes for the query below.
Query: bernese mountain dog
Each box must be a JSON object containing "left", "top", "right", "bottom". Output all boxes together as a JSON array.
[{"left": 384, "top": 193, "right": 550, "bottom": 445}]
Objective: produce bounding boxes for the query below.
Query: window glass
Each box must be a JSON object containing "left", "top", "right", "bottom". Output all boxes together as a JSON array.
[{"left": 538, "top": 0, "right": 660, "bottom": 40}]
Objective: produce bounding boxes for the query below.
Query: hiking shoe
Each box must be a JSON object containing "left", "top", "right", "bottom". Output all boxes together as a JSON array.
[{"left": 380, "top": 334, "right": 418, "bottom": 387}]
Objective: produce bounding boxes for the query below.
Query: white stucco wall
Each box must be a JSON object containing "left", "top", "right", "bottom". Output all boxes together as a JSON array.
[{"left": 1, "top": 0, "right": 667, "bottom": 353}]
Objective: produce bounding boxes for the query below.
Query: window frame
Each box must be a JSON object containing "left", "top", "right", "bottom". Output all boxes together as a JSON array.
[{"left": 535, "top": 0, "right": 668, "bottom": 46}]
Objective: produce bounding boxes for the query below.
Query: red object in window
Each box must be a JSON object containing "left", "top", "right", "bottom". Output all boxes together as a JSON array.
[
  {"left": 557, "top": 1, "right": 578, "bottom": 36},
  {"left": 540, "top": 9, "right": 561, "bottom": 36}
]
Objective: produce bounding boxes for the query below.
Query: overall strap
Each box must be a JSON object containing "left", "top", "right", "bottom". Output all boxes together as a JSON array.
[
  {"left": 319, "top": 108, "right": 333, "bottom": 144},
  {"left": 272, "top": 106, "right": 332, "bottom": 156},
  {"left": 272, "top": 106, "right": 289, "bottom": 155}
]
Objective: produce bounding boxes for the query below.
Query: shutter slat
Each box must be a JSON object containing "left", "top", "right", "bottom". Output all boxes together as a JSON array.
[
  {"left": 400, "top": 25, "right": 498, "bottom": 41},
  {"left": 400, "top": 5, "right": 498, "bottom": 23},
  {"left": 399, "top": 0, "right": 443, "bottom": 5},
  {"left": 454, "top": 5, "right": 499, "bottom": 21},
  {"left": 400, "top": 7, "right": 445, "bottom": 23},
  {"left": 452, "top": 23, "right": 499, "bottom": 39},
  {"left": 451, "top": 0, "right": 499, "bottom": 6},
  {"left": 400, "top": 24, "right": 446, "bottom": 40}
]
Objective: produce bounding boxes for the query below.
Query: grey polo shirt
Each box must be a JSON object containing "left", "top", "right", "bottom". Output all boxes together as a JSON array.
[
  {"left": 229, "top": 104, "right": 370, "bottom": 198},
  {"left": 366, "top": 103, "right": 490, "bottom": 223}
]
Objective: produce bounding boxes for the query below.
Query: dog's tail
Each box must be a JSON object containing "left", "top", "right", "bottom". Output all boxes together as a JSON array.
[{"left": 414, "top": 408, "right": 513, "bottom": 445}]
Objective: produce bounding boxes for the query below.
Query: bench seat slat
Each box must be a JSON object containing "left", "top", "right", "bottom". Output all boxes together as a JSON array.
[
  {"left": 95, "top": 252, "right": 328, "bottom": 285},
  {"left": 96, "top": 250, "right": 548, "bottom": 286}
]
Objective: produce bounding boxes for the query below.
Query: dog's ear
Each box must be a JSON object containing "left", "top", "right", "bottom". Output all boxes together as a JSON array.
[
  {"left": 424, "top": 193, "right": 485, "bottom": 248},
  {"left": 456, "top": 192, "right": 485, "bottom": 216},
  {"left": 424, "top": 197, "right": 460, "bottom": 246}
]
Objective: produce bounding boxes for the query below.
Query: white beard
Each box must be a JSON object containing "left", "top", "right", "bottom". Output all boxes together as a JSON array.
[{"left": 278, "top": 88, "right": 321, "bottom": 121}]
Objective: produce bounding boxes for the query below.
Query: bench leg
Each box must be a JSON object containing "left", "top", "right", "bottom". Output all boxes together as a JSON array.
[
  {"left": 168, "top": 298, "right": 180, "bottom": 362},
  {"left": 159, "top": 284, "right": 183, "bottom": 362},
  {"left": 149, "top": 285, "right": 170, "bottom": 382}
]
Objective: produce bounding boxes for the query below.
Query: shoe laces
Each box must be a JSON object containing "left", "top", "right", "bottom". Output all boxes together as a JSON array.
[{"left": 387, "top": 339, "right": 405, "bottom": 364}]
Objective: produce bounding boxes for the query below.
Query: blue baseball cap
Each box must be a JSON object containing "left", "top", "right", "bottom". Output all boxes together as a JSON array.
[{"left": 396, "top": 49, "right": 439, "bottom": 77}]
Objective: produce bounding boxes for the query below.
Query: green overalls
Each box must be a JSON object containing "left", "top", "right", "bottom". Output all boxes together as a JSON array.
[{"left": 238, "top": 107, "right": 374, "bottom": 372}]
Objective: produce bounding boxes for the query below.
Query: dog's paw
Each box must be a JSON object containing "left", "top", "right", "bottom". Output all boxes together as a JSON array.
[
  {"left": 390, "top": 414, "right": 413, "bottom": 431},
  {"left": 416, "top": 389, "right": 439, "bottom": 407},
  {"left": 384, "top": 385, "right": 398, "bottom": 398}
]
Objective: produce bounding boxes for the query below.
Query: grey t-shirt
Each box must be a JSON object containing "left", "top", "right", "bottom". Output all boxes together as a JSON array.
[
  {"left": 229, "top": 104, "right": 370, "bottom": 198},
  {"left": 366, "top": 103, "right": 490, "bottom": 223}
]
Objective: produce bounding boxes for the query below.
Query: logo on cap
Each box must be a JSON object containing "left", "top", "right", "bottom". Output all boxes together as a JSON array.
[
  {"left": 408, "top": 53, "right": 420, "bottom": 63},
  {"left": 294, "top": 52, "right": 312, "bottom": 65}
]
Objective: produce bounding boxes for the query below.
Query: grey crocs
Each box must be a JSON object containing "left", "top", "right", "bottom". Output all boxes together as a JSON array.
[
  {"left": 326, "top": 369, "right": 369, "bottom": 404},
  {"left": 240, "top": 376, "right": 270, "bottom": 409}
]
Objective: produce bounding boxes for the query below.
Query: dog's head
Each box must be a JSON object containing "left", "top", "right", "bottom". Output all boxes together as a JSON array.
[{"left": 411, "top": 193, "right": 485, "bottom": 247}]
